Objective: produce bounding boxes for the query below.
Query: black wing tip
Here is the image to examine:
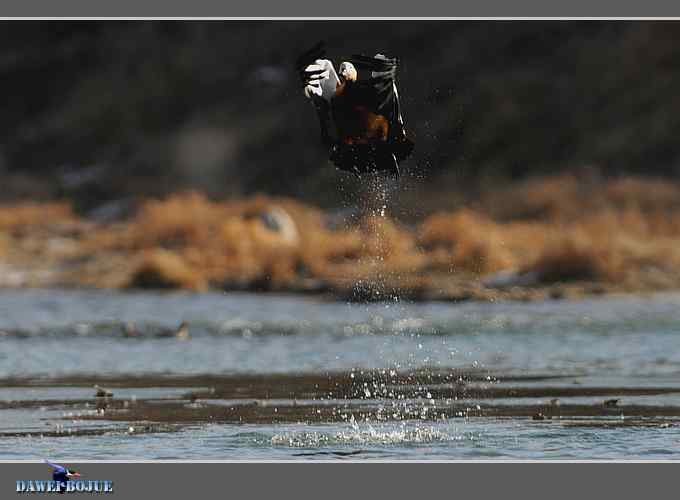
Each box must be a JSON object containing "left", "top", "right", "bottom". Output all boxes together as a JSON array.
[
  {"left": 350, "top": 53, "right": 399, "bottom": 68},
  {"left": 295, "top": 40, "right": 328, "bottom": 71},
  {"left": 350, "top": 53, "right": 399, "bottom": 83}
]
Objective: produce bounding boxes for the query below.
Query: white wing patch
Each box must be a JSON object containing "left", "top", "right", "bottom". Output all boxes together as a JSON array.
[{"left": 303, "top": 59, "right": 340, "bottom": 102}]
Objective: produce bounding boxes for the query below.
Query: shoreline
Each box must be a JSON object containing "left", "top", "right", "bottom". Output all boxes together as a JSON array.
[
  {"left": 2, "top": 371, "right": 680, "bottom": 434},
  {"left": 0, "top": 273, "right": 673, "bottom": 304}
]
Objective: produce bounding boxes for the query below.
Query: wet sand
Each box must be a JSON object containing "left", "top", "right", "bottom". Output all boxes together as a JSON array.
[{"left": 3, "top": 370, "right": 680, "bottom": 439}]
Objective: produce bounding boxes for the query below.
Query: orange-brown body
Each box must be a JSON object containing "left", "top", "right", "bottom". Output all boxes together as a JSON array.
[{"left": 332, "top": 81, "right": 389, "bottom": 145}]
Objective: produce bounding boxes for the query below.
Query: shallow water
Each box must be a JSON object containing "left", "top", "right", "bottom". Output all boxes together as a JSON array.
[{"left": 1, "top": 289, "right": 680, "bottom": 459}]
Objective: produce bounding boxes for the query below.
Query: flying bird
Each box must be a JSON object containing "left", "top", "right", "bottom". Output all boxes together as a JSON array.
[
  {"left": 296, "top": 41, "right": 414, "bottom": 177},
  {"left": 45, "top": 460, "right": 80, "bottom": 491}
]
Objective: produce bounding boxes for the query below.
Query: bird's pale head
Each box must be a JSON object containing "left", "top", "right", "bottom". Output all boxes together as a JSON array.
[{"left": 338, "top": 62, "right": 357, "bottom": 82}]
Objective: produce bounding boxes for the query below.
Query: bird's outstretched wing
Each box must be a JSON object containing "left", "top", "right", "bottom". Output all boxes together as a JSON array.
[
  {"left": 294, "top": 40, "right": 325, "bottom": 85},
  {"left": 350, "top": 54, "right": 405, "bottom": 140},
  {"left": 45, "top": 460, "right": 66, "bottom": 474},
  {"left": 350, "top": 53, "right": 414, "bottom": 161},
  {"left": 295, "top": 41, "right": 340, "bottom": 102},
  {"left": 295, "top": 41, "right": 339, "bottom": 146}
]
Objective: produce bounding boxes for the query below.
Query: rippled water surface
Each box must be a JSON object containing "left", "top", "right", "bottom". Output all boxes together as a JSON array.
[{"left": 1, "top": 289, "right": 680, "bottom": 459}]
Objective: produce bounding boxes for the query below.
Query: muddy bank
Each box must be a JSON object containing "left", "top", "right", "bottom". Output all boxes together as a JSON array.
[
  {"left": 3, "top": 175, "right": 680, "bottom": 302},
  {"left": 3, "top": 371, "right": 680, "bottom": 437}
]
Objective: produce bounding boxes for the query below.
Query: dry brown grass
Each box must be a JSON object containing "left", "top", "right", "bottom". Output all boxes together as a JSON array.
[
  {"left": 420, "top": 174, "right": 680, "bottom": 286},
  {"left": 419, "top": 209, "right": 517, "bottom": 274},
  {"left": 480, "top": 173, "right": 593, "bottom": 222},
  {"left": 527, "top": 233, "right": 621, "bottom": 284},
  {"left": 0, "top": 202, "right": 76, "bottom": 231},
  {"left": 604, "top": 177, "right": 680, "bottom": 214},
  {"left": 130, "top": 249, "right": 208, "bottom": 290},
  {"left": 119, "top": 192, "right": 320, "bottom": 288},
  {"left": 3, "top": 174, "right": 680, "bottom": 296},
  {"left": 112, "top": 192, "right": 425, "bottom": 290}
]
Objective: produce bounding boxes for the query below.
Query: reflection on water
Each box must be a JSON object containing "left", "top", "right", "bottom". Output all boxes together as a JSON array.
[{"left": 1, "top": 290, "right": 680, "bottom": 459}]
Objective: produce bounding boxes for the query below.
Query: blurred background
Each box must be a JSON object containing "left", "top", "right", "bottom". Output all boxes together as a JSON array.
[
  {"left": 4, "top": 22, "right": 680, "bottom": 460},
  {"left": 2, "top": 20, "right": 680, "bottom": 299},
  {"left": 3, "top": 21, "right": 680, "bottom": 207}
]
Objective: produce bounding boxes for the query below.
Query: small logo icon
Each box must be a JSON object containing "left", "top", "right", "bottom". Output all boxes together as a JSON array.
[
  {"left": 46, "top": 460, "right": 81, "bottom": 493},
  {"left": 15, "top": 460, "right": 113, "bottom": 494}
]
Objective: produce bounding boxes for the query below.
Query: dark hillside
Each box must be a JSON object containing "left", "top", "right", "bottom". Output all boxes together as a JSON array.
[{"left": 1, "top": 21, "right": 679, "bottom": 212}]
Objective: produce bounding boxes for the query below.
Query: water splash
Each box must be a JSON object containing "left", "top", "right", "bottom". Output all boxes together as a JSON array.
[{"left": 270, "top": 420, "right": 458, "bottom": 448}]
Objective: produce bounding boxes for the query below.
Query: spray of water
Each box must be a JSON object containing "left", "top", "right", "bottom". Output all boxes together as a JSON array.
[{"left": 327, "top": 170, "right": 486, "bottom": 439}]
